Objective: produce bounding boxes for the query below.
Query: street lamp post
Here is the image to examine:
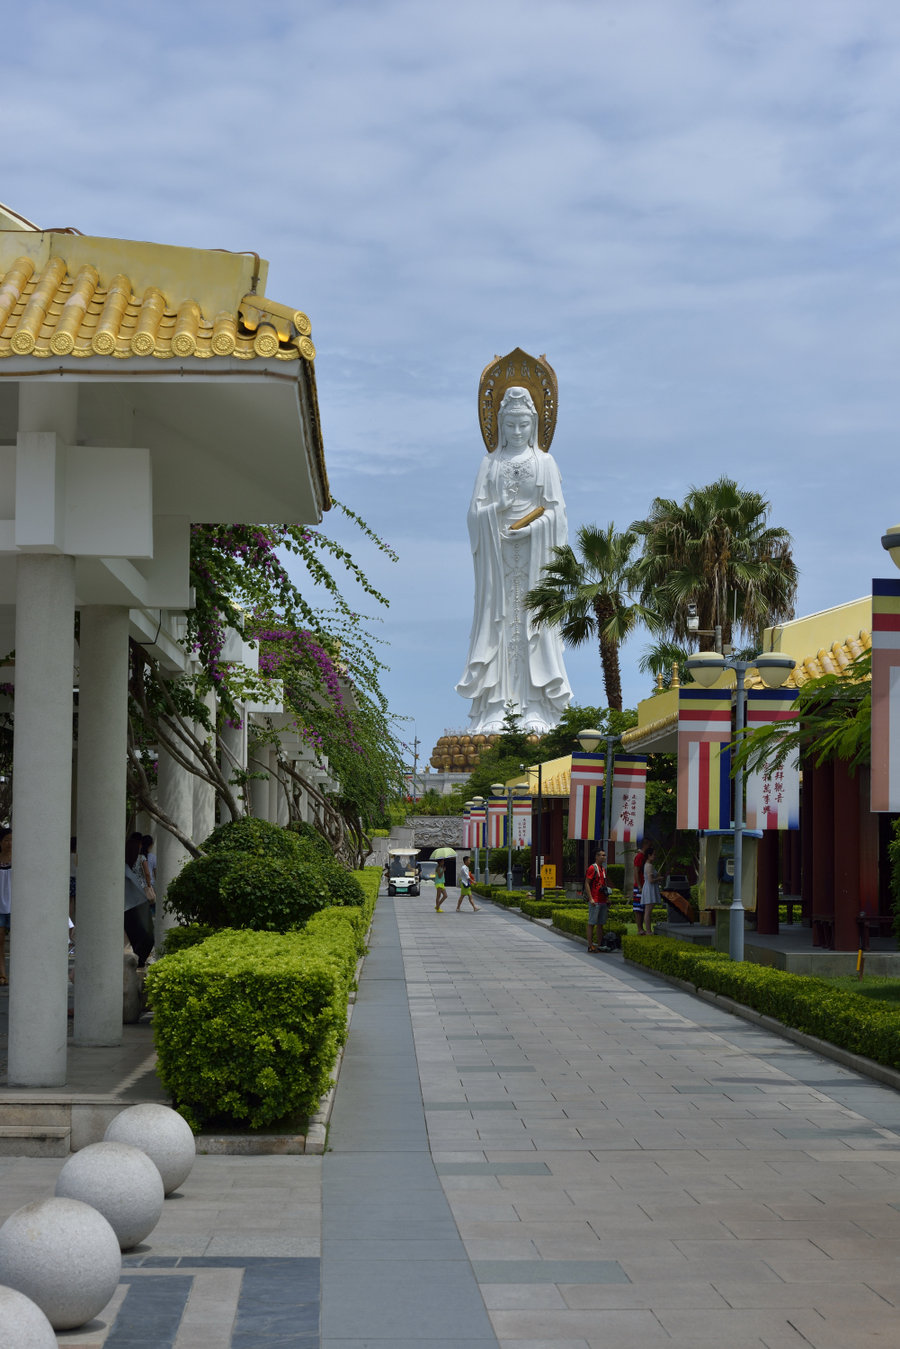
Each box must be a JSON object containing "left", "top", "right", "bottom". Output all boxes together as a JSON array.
[
  {"left": 491, "top": 781, "right": 527, "bottom": 891},
  {"left": 685, "top": 651, "right": 795, "bottom": 961},
  {"left": 576, "top": 727, "right": 618, "bottom": 860},
  {"left": 470, "top": 795, "right": 484, "bottom": 883}
]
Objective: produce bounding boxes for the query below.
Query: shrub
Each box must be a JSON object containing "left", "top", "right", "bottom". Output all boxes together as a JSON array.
[
  {"left": 606, "top": 864, "right": 625, "bottom": 892},
  {"left": 623, "top": 935, "right": 900, "bottom": 1071},
  {"left": 165, "top": 853, "right": 243, "bottom": 927},
  {"left": 287, "top": 819, "right": 335, "bottom": 862},
  {"left": 161, "top": 924, "right": 216, "bottom": 955},
  {"left": 146, "top": 909, "right": 364, "bottom": 1131},
  {"left": 219, "top": 855, "right": 334, "bottom": 930},
  {"left": 202, "top": 817, "right": 302, "bottom": 862},
  {"left": 552, "top": 907, "right": 628, "bottom": 941}
]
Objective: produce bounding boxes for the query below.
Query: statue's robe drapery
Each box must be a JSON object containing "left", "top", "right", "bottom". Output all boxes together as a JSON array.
[{"left": 455, "top": 448, "right": 572, "bottom": 732}]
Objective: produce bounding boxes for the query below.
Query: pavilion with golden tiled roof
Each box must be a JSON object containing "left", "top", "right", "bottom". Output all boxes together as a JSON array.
[{"left": 0, "top": 204, "right": 330, "bottom": 1088}]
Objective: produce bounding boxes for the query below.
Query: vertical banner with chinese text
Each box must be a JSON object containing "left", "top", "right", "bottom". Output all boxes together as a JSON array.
[
  {"left": 511, "top": 798, "right": 532, "bottom": 847},
  {"left": 608, "top": 756, "right": 648, "bottom": 843},
  {"left": 677, "top": 688, "right": 732, "bottom": 830},
  {"left": 487, "top": 799, "right": 507, "bottom": 848},
  {"left": 744, "top": 689, "right": 800, "bottom": 829},
  {"left": 567, "top": 752, "right": 605, "bottom": 840},
  {"left": 872, "top": 578, "right": 900, "bottom": 811}
]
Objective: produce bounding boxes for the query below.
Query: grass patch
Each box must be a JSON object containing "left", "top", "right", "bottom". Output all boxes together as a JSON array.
[{"left": 819, "top": 975, "right": 900, "bottom": 1007}]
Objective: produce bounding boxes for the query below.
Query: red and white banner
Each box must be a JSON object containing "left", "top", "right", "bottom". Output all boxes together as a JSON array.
[
  {"left": 511, "top": 798, "right": 532, "bottom": 847},
  {"left": 487, "top": 799, "right": 507, "bottom": 848},
  {"left": 469, "top": 805, "right": 486, "bottom": 849},
  {"left": 462, "top": 807, "right": 471, "bottom": 849},
  {"left": 744, "top": 689, "right": 799, "bottom": 829},
  {"left": 608, "top": 756, "right": 648, "bottom": 843},
  {"left": 872, "top": 577, "right": 900, "bottom": 811},
  {"left": 567, "top": 752, "right": 605, "bottom": 840},
  {"left": 677, "top": 689, "right": 732, "bottom": 830}
]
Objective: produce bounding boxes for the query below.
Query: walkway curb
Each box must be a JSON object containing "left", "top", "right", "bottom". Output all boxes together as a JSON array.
[{"left": 623, "top": 956, "right": 900, "bottom": 1094}]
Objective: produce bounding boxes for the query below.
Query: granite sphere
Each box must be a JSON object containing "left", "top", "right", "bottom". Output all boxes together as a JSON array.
[
  {"left": 0, "top": 1285, "right": 58, "bottom": 1347},
  {"left": 55, "top": 1140, "right": 164, "bottom": 1250},
  {"left": 0, "top": 1198, "right": 121, "bottom": 1330},
  {"left": 104, "top": 1102, "right": 196, "bottom": 1195}
]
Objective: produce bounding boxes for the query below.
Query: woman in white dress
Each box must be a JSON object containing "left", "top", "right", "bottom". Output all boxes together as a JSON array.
[{"left": 641, "top": 842, "right": 662, "bottom": 935}]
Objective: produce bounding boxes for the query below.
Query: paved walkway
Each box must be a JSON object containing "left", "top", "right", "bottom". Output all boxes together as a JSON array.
[
  {"left": 3, "top": 891, "right": 900, "bottom": 1346},
  {"left": 323, "top": 894, "right": 900, "bottom": 1348}
]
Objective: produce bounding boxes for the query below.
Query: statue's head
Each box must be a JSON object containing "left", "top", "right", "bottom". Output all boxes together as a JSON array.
[{"left": 498, "top": 387, "right": 537, "bottom": 451}]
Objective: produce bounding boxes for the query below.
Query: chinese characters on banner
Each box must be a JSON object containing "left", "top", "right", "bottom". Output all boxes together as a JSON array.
[
  {"left": 871, "top": 577, "right": 900, "bottom": 811},
  {"left": 677, "top": 689, "right": 732, "bottom": 830},
  {"left": 608, "top": 756, "right": 648, "bottom": 843},
  {"left": 511, "top": 798, "right": 532, "bottom": 847},
  {"left": 744, "top": 689, "right": 800, "bottom": 830},
  {"left": 567, "top": 752, "right": 605, "bottom": 840}
]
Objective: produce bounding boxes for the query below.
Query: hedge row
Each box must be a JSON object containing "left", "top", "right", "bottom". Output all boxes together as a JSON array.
[
  {"left": 149, "top": 869, "right": 380, "bottom": 1131},
  {"left": 623, "top": 935, "right": 900, "bottom": 1071},
  {"left": 552, "top": 906, "right": 630, "bottom": 941}
]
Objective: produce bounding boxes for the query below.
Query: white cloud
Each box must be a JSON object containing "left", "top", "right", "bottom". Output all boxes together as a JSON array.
[{"left": 4, "top": 0, "right": 900, "bottom": 757}]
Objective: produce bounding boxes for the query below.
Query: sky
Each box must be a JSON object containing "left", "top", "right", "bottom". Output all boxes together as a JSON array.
[{"left": 4, "top": 0, "right": 900, "bottom": 773}]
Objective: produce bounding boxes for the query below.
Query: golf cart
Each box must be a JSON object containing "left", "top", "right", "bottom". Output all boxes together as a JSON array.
[{"left": 387, "top": 849, "right": 420, "bottom": 897}]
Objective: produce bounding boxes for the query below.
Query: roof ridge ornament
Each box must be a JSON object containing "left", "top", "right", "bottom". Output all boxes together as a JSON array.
[{"left": 478, "top": 346, "right": 558, "bottom": 453}]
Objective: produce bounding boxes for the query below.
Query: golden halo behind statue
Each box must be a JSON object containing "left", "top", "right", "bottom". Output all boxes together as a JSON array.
[{"left": 478, "top": 347, "right": 558, "bottom": 453}]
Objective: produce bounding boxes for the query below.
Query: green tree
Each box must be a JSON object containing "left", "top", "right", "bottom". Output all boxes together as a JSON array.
[
  {"left": 525, "top": 524, "right": 654, "bottom": 712},
  {"left": 631, "top": 477, "right": 798, "bottom": 653}
]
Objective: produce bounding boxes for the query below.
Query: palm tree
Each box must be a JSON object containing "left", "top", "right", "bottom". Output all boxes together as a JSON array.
[
  {"left": 525, "top": 523, "right": 655, "bottom": 711},
  {"left": 630, "top": 477, "right": 798, "bottom": 652}
]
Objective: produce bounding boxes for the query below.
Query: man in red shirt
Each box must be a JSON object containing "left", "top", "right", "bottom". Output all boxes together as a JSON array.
[{"left": 585, "top": 848, "right": 609, "bottom": 952}]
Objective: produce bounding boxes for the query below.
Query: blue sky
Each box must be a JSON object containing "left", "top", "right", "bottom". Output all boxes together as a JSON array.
[{"left": 5, "top": 0, "right": 900, "bottom": 770}]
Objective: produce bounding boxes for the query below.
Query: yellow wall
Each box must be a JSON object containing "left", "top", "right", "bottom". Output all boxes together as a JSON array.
[{"left": 762, "top": 597, "right": 871, "bottom": 658}]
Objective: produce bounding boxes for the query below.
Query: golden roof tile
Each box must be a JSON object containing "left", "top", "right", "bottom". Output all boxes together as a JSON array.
[{"left": 0, "top": 251, "right": 315, "bottom": 364}]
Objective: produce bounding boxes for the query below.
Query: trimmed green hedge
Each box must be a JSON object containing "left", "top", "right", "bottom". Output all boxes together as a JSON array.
[
  {"left": 552, "top": 906, "right": 629, "bottom": 941},
  {"left": 623, "top": 935, "right": 900, "bottom": 1071},
  {"left": 147, "top": 905, "right": 367, "bottom": 1131},
  {"left": 161, "top": 924, "right": 216, "bottom": 956}
]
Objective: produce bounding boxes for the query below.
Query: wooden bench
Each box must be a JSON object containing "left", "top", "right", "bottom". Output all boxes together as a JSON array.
[{"left": 811, "top": 913, "right": 834, "bottom": 949}]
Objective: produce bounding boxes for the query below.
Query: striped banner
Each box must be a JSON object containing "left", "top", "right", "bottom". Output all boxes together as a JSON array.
[
  {"left": 744, "top": 689, "right": 800, "bottom": 829},
  {"left": 872, "top": 577, "right": 900, "bottom": 811},
  {"left": 512, "top": 798, "right": 532, "bottom": 847},
  {"left": 487, "top": 799, "right": 507, "bottom": 848},
  {"left": 462, "top": 807, "right": 471, "bottom": 850},
  {"left": 677, "top": 688, "right": 732, "bottom": 830},
  {"left": 469, "top": 805, "right": 486, "bottom": 849},
  {"left": 567, "top": 752, "right": 605, "bottom": 840},
  {"left": 609, "top": 755, "right": 648, "bottom": 843}
]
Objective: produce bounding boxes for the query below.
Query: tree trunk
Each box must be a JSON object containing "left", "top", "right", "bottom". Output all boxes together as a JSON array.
[{"left": 594, "top": 596, "right": 622, "bottom": 710}]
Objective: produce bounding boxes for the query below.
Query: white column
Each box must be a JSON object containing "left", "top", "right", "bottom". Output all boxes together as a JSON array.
[
  {"left": 219, "top": 707, "right": 246, "bottom": 817},
  {"left": 156, "top": 744, "right": 193, "bottom": 941},
  {"left": 268, "top": 747, "right": 282, "bottom": 824},
  {"left": 73, "top": 606, "right": 130, "bottom": 1046},
  {"left": 248, "top": 743, "right": 270, "bottom": 819},
  {"left": 192, "top": 691, "right": 217, "bottom": 844},
  {"left": 8, "top": 553, "right": 76, "bottom": 1085}
]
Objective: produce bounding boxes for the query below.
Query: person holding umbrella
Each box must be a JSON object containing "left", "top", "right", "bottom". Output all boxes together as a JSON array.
[{"left": 430, "top": 847, "right": 456, "bottom": 913}]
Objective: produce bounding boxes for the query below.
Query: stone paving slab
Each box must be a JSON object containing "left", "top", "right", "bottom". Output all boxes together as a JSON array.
[{"left": 394, "top": 897, "right": 900, "bottom": 1349}]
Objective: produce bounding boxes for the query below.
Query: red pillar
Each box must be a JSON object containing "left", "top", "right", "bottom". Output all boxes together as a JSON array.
[
  {"left": 756, "top": 830, "right": 780, "bottom": 934},
  {"left": 550, "top": 802, "right": 564, "bottom": 885},
  {"left": 857, "top": 766, "right": 880, "bottom": 928},
  {"left": 833, "top": 758, "right": 860, "bottom": 951},
  {"left": 800, "top": 759, "right": 815, "bottom": 925},
  {"left": 809, "top": 760, "right": 835, "bottom": 945}
]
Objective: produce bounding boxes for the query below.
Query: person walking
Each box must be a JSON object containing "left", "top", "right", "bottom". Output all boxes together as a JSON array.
[
  {"left": 456, "top": 856, "right": 480, "bottom": 912},
  {"left": 641, "top": 841, "right": 661, "bottom": 935},
  {"left": 585, "top": 847, "right": 610, "bottom": 952},
  {"left": 434, "top": 860, "right": 448, "bottom": 911},
  {"left": 632, "top": 840, "right": 647, "bottom": 934},
  {"left": 124, "top": 832, "right": 154, "bottom": 967}
]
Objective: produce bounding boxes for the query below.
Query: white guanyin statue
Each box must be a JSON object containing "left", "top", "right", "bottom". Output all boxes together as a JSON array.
[{"left": 455, "top": 349, "right": 572, "bottom": 733}]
